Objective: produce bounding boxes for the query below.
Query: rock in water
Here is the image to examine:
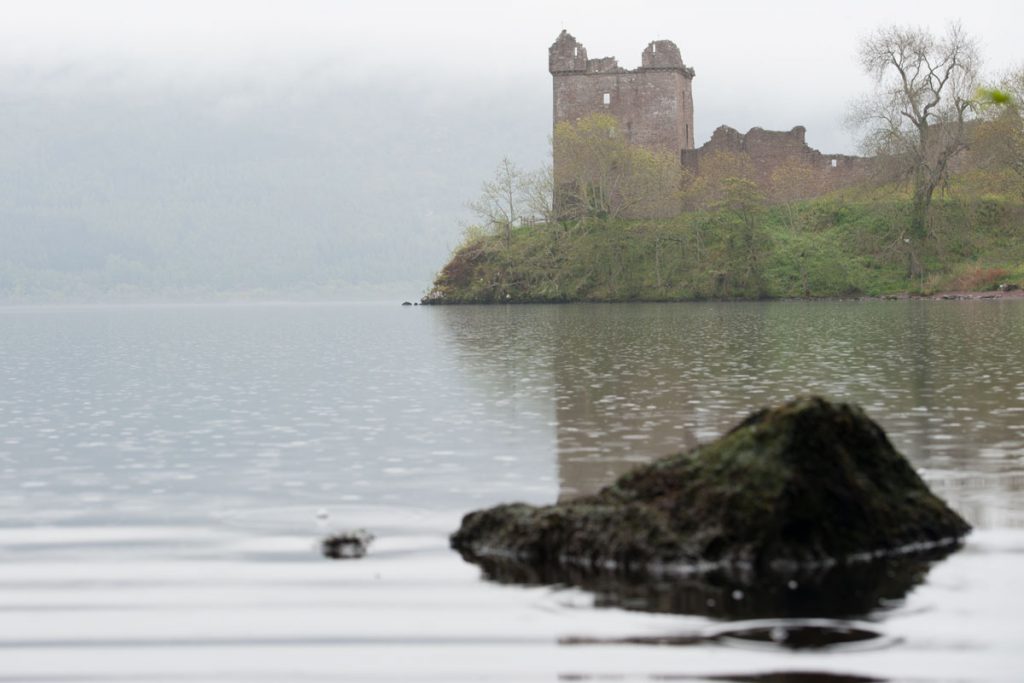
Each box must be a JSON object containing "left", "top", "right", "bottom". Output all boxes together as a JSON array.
[
  {"left": 321, "top": 530, "right": 374, "bottom": 559},
  {"left": 451, "top": 397, "right": 970, "bottom": 576}
]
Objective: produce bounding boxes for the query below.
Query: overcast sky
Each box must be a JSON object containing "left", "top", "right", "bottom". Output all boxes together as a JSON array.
[{"left": 3, "top": 0, "right": 1021, "bottom": 153}]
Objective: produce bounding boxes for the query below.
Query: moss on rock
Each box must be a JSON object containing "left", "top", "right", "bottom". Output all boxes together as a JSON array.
[{"left": 451, "top": 397, "right": 970, "bottom": 577}]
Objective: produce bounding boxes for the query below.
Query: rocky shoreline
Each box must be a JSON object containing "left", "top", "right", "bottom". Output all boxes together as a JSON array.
[{"left": 421, "top": 287, "right": 1024, "bottom": 306}]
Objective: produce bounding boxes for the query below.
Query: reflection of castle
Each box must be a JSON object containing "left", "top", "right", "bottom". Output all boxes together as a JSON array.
[
  {"left": 555, "top": 393, "right": 707, "bottom": 502},
  {"left": 432, "top": 303, "right": 1024, "bottom": 523},
  {"left": 548, "top": 305, "right": 762, "bottom": 502},
  {"left": 549, "top": 31, "right": 869, "bottom": 205}
]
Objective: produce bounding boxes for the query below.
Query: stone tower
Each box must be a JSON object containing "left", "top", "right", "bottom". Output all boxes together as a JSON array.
[{"left": 549, "top": 30, "right": 696, "bottom": 155}]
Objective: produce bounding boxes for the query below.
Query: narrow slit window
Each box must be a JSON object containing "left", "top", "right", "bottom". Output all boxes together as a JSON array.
[
  {"left": 603, "top": 92, "right": 611, "bottom": 106},
  {"left": 831, "top": 159, "right": 838, "bottom": 168}
]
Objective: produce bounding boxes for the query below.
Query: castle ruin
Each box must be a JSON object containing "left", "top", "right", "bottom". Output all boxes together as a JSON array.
[
  {"left": 550, "top": 30, "right": 695, "bottom": 154},
  {"left": 682, "top": 125, "right": 866, "bottom": 190},
  {"left": 549, "top": 31, "right": 868, "bottom": 208}
]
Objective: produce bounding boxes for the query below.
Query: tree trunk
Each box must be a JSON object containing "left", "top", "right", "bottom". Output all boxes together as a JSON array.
[
  {"left": 910, "top": 168, "right": 933, "bottom": 240},
  {"left": 654, "top": 238, "right": 662, "bottom": 290},
  {"left": 907, "top": 164, "right": 938, "bottom": 279}
]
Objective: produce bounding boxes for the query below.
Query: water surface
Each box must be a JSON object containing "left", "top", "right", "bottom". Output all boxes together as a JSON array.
[{"left": 1, "top": 301, "right": 1022, "bottom": 681}]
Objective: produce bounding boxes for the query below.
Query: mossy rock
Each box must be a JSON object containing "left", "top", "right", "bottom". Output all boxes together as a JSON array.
[{"left": 451, "top": 397, "right": 970, "bottom": 577}]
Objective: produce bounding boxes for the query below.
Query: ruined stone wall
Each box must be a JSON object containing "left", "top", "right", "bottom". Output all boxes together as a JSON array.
[
  {"left": 550, "top": 31, "right": 695, "bottom": 154},
  {"left": 550, "top": 30, "right": 869, "bottom": 215},
  {"left": 682, "top": 125, "right": 870, "bottom": 194}
]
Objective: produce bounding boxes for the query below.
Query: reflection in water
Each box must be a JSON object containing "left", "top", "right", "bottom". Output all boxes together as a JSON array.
[
  {"left": 0, "top": 302, "right": 1021, "bottom": 681},
  {"left": 702, "top": 675, "right": 885, "bottom": 683},
  {"left": 438, "top": 301, "right": 1024, "bottom": 525},
  {"left": 0, "top": 304, "right": 563, "bottom": 524},
  {"left": 466, "top": 543, "right": 957, "bottom": 621},
  {"left": 564, "top": 621, "right": 894, "bottom": 653},
  {"left": 437, "top": 301, "right": 1022, "bottom": 635},
  {"left": 551, "top": 302, "right": 1024, "bottom": 510}
]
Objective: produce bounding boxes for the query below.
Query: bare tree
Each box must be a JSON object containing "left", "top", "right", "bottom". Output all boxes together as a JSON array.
[
  {"left": 849, "top": 23, "right": 980, "bottom": 245},
  {"left": 522, "top": 164, "right": 557, "bottom": 226},
  {"left": 468, "top": 157, "right": 525, "bottom": 248}
]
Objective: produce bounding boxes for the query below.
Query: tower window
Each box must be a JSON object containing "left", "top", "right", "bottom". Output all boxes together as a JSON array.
[
  {"left": 603, "top": 93, "right": 610, "bottom": 106},
  {"left": 831, "top": 159, "right": 838, "bottom": 168}
]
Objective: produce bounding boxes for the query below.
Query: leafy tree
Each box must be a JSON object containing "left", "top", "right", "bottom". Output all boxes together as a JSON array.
[
  {"left": 715, "top": 177, "right": 769, "bottom": 295},
  {"left": 849, "top": 23, "right": 980, "bottom": 249},
  {"left": 553, "top": 113, "right": 681, "bottom": 221}
]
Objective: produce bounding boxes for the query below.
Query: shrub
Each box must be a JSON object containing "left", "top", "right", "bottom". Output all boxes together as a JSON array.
[{"left": 950, "top": 266, "right": 1010, "bottom": 291}]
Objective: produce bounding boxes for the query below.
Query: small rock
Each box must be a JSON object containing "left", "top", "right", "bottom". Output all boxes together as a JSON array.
[
  {"left": 322, "top": 529, "right": 374, "bottom": 559},
  {"left": 401, "top": 301, "right": 413, "bottom": 306}
]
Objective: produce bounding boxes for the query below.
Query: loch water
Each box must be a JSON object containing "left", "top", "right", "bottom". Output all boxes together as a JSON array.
[{"left": 1, "top": 300, "right": 1023, "bottom": 682}]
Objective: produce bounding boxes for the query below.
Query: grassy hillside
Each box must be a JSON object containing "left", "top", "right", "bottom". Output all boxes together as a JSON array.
[{"left": 423, "top": 196, "right": 1024, "bottom": 303}]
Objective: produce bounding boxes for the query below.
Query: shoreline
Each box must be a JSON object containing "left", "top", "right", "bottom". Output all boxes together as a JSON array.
[{"left": 421, "top": 288, "right": 1024, "bottom": 306}]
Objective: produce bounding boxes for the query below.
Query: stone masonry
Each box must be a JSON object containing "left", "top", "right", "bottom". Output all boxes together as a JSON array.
[
  {"left": 550, "top": 30, "right": 695, "bottom": 154},
  {"left": 550, "top": 31, "right": 869, "bottom": 207},
  {"left": 682, "top": 125, "right": 868, "bottom": 191}
]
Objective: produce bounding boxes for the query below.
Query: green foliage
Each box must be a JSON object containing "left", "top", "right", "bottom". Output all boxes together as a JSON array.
[
  {"left": 977, "top": 87, "right": 1013, "bottom": 106},
  {"left": 425, "top": 196, "right": 1024, "bottom": 303},
  {"left": 971, "top": 66, "right": 1024, "bottom": 199},
  {"left": 553, "top": 113, "right": 682, "bottom": 221}
]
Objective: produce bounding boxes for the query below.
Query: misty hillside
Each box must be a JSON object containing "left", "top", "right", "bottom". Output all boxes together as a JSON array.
[{"left": 0, "top": 69, "right": 549, "bottom": 301}]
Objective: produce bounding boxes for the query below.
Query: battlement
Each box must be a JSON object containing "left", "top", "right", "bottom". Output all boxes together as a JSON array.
[
  {"left": 549, "top": 30, "right": 588, "bottom": 73},
  {"left": 550, "top": 31, "right": 695, "bottom": 154},
  {"left": 549, "top": 31, "right": 694, "bottom": 77},
  {"left": 641, "top": 40, "right": 694, "bottom": 75}
]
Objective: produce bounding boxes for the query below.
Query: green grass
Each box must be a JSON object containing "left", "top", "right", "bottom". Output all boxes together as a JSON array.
[{"left": 425, "top": 196, "right": 1024, "bottom": 303}]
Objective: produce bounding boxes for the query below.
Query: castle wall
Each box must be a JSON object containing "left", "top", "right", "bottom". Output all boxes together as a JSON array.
[
  {"left": 550, "top": 32, "right": 695, "bottom": 154},
  {"left": 550, "top": 30, "right": 869, "bottom": 215},
  {"left": 682, "top": 125, "right": 870, "bottom": 194}
]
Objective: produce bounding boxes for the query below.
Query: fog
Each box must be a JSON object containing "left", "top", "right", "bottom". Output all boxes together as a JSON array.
[
  {"left": 1, "top": 0, "right": 1020, "bottom": 302},
  {"left": 0, "top": 67, "right": 547, "bottom": 300}
]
